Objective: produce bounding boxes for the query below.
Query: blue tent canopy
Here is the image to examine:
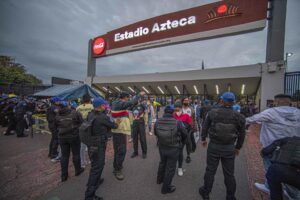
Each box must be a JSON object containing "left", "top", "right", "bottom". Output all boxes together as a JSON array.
[{"left": 33, "top": 84, "right": 102, "bottom": 101}]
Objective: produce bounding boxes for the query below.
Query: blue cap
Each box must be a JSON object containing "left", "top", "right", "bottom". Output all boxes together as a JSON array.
[
  {"left": 164, "top": 104, "right": 174, "bottom": 114},
  {"left": 204, "top": 99, "right": 210, "bottom": 105},
  {"left": 60, "top": 101, "right": 69, "bottom": 107},
  {"left": 221, "top": 92, "right": 235, "bottom": 102},
  {"left": 70, "top": 101, "right": 77, "bottom": 109},
  {"left": 93, "top": 98, "right": 108, "bottom": 108},
  {"left": 51, "top": 96, "right": 61, "bottom": 103}
]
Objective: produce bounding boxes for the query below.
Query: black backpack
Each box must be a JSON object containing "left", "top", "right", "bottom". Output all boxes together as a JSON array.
[
  {"left": 271, "top": 136, "right": 300, "bottom": 169},
  {"left": 79, "top": 112, "right": 100, "bottom": 146},
  {"left": 56, "top": 111, "right": 76, "bottom": 135},
  {"left": 156, "top": 118, "right": 179, "bottom": 147}
]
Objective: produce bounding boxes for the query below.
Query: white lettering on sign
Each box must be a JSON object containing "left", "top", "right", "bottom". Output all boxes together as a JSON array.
[{"left": 114, "top": 16, "right": 196, "bottom": 42}]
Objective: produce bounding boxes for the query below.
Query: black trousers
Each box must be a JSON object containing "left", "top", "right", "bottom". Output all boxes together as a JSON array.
[
  {"left": 267, "top": 163, "right": 300, "bottom": 200},
  {"left": 157, "top": 146, "right": 179, "bottom": 192},
  {"left": 85, "top": 141, "right": 107, "bottom": 200},
  {"left": 49, "top": 128, "right": 59, "bottom": 158},
  {"left": 16, "top": 118, "right": 26, "bottom": 136},
  {"left": 178, "top": 143, "right": 187, "bottom": 168},
  {"left": 5, "top": 117, "right": 16, "bottom": 134},
  {"left": 132, "top": 120, "right": 147, "bottom": 155},
  {"left": 59, "top": 136, "right": 81, "bottom": 178},
  {"left": 203, "top": 143, "right": 236, "bottom": 200},
  {"left": 113, "top": 133, "right": 127, "bottom": 171}
]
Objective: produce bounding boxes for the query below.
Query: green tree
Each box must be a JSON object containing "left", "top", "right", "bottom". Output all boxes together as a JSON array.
[{"left": 0, "top": 55, "right": 42, "bottom": 85}]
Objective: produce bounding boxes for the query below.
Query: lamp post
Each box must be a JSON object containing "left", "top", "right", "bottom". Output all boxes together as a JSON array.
[{"left": 285, "top": 52, "right": 293, "bottom": 72}]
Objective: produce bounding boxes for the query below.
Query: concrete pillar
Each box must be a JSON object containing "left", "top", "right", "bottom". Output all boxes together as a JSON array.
[
  {"left": 260, "top": 62, "right": 285, "bottom": 110},
  {"left": 87, "top": 39, "right": 96, "bottom": 78},
  {"left": 260, "top": 0, "right": 287, "bottom": 110}
]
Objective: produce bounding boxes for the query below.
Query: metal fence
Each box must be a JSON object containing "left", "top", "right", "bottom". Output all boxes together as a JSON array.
[
  {"left": 0, "top": 84, "right": 51, "bottom": 96},
  {"left": 284, "top": 71, "right": 300, "bottom": 101}
]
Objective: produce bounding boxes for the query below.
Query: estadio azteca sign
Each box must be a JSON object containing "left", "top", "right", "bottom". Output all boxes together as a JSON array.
[{"left": 92, "top": 0, "right": 268, "bottom": 57}]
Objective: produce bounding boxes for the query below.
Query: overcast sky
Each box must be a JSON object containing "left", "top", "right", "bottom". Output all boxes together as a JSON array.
[{"left": 0, "top": 0, "right": 299, "bottom": 84}]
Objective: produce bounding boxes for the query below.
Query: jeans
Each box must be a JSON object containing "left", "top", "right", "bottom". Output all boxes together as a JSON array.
[
  {"left": 49, "top": 128, "right": 59, "bottom": 158},
  {"left": 113, "top": 133, "right": 127, "bottom": 171},
  {"left": 59, "top": 136, "right": 81, "bottom": 178},
  {"left": 157, "top": 146, "right": 179, "bottom": 192},
  {"left": 267, "top": 163, "right": 300, "bottom": 200},
  {"left": 81, "top": 143, "right": 88, "bottom": 165},
  {"left": 132, "top": 120, "right": 147, "bottom": 155},
  {"left": 85, "top": 141, "right": 107, "bottom": 200},
  {"left": 203, "top": 143, "right": 236, "bottom": 200},
  {"left": 263, "top": 156, "right": 300, "bottom": 199},
  {"left": 148, "top": 114, "right": 152, "bottom": 132}
]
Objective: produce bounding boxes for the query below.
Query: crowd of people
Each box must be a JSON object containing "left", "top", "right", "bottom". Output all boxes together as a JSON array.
[{"left": 0, "top": 91, "right": 299, "bottom": 200}]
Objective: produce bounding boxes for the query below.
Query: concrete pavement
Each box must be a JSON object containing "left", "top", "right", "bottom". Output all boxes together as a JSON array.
[{"left": 41, "top": 134, "right": 252, "bottom": 200}]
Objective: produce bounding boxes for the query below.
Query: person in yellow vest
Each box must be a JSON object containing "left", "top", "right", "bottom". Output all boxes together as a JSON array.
[
  {"left": 76, "top": 94, "right": 93, "bottom": 168},
  {"left": 111, "top": 91, "right": 145, "bottom": 180}
]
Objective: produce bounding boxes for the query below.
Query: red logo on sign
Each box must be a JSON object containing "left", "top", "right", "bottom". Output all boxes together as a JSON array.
[
  {"left": 93, "top": 38, "right": 106, "bottom": 55},
  {"left": 205, "top": 4, "right": 241, "bottom": 23},
  {"left": 217, "top": 5, "right": 228, "bottom": 14}
]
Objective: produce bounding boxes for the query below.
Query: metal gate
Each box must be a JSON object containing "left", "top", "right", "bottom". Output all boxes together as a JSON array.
[{"left": 284, "top": 71, "right": 300, "bottom": 101}]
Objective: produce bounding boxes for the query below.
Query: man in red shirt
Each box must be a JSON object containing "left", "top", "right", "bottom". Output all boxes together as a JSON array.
[{"left": 174, "top": 102, "right": 192, "bottom": 176}]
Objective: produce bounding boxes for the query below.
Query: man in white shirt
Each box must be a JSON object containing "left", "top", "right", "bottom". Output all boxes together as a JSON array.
[{"left": 246, "top": 94, "right": 300, "bottom": 199}]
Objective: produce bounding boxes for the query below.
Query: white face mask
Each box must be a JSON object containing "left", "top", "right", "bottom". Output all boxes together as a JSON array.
[{"left": 176, "top": 111, "right": 182, "bottom": 116}]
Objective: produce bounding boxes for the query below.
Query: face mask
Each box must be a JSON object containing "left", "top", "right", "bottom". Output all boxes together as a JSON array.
[
  {"left": 183, "top": 103, "right": 189, "bottom": 106},
  {"left": 176, "top": 111, "right": 182, "bottom": 116}
]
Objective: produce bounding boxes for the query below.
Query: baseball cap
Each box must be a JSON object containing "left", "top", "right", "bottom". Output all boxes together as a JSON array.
[
  {"left": 119, "top": 91, "right": 130, "bottom": 99},
  {"left": 164, "top": 105, "right": 175, "bottom": 114},
  {"left": 221, "top": 92, "right": 236, "bottom": 102},
  {"left": 274, "top": 94, "right": 291, "bottom": 99},
  {"left": 51, "top": 96, "right": 61, "bottom": 103},
  {"left": 93, "top": 98, "right": 108, "bottom": 108}
]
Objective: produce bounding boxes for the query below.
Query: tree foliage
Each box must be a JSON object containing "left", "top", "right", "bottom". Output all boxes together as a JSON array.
[{"left": 0, "top": 55, "right": 42, "bottom": 85}]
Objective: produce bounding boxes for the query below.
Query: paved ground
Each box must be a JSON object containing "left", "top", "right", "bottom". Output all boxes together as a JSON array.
[
  {"left": 0, "top": 125, "right": 269, "bottom": 200},
  {"left": 40, "top": 133, "right": 251, "bottom": 200}
]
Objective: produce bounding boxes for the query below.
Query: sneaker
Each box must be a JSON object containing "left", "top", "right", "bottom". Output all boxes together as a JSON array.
[
  {"left": 186, "top": 156, "right": 191, "bottom": 163},
  {"left": 94, "top": 195, "right": 104, "bottom": 200},
  {"left": 51, "top": 156, "right": 60, "bottom": 163},
  {"left": 199, "top": 187, "right": 210, "bottom": 200},
  {"left": 149, "top": 132, "right": 153, "bottom": 136},
  {"left": 142, "top": 154, "right": 147, "bottom": 159},
  {"left": 178, "top": 168, "right": 183, "bottom": 176},
  {"left": 161, "top": 185, "right": 176, "bottom": 194},
  {"left": 114, "top": 170, "right": 124, "bottom": 181},
  {"left": 75, "top": 168, "right": 84, "bottom": 176},
  {"left": 131, "top": 152, "right": 138, "bottom": 158},
  {"left": 254, "top": 182, "right": 270, "bottom": 194},
  {"left": 128, "top": 138, "right": 133, "bottom": 143}
]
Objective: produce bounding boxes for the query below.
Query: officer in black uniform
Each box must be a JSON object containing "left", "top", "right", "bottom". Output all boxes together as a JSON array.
[
  {"left": 47, "top": 97, "right": 61, "bottom": 159},
  {"left": 15, "top": 97, "right": 28, "bottom": 137},
  {"left": 55, "top": 101, "right": 83, "bottom": 182},
  {"left": 131, "top": 100, "right": 147, "bottom": 159},
  {"left": 199, "top": 92, "right": 246, "bottom": 200},
  {"left": 155, "top": 105, "right": 188, "bottom": 194},
  {"left": 4, "top": 98, "right": 18, "bottom": 135},
  {"left": 85, "top": 98, "right": 118, "bottom": 200}
]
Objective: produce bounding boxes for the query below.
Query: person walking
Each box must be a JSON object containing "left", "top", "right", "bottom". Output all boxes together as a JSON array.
[
  {"left": 55, "top": 101, "right": 84, "bottom": 182},
  {"left": 155, "top": 105, "right": 188, "bottom": 194},
  {"left": 199, "top": 92, "right": 246, "bottom": 200},
  {"left": 174, "top": 102, "right": 193, "bottom": 176},
  {"left": 85, "top": 98, "right": 118, "bottom": 200},
  {"left": 111, "top": 91, "right": 145, "bottom": 180},
  {"left": 76, "top": 94, "right": 94, "bottom": 168},
  {"left": 246, "top": 94, "right": 300, "bottom": 199}
]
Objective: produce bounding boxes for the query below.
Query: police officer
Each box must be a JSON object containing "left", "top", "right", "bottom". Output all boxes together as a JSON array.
[
  {"left": 131, "top": 100, "right": 147, "bottom": 159},
  {"left": 199, "top": 92, "right": 246, "bottom": 200},
  {"left": 15, "top": 96, "right": 28, "bottom": 137},
  {"left": 85, "top": 98, "right": 118, "bottom": 200},
  {"left": 155, "top": 105, "right": 188, "bottom": 194},
  {"left": 55, "top": 101, "right": 83, "bottom": 182},
  {"left": 4, "top": 98, "right": 18, "bottom": 136},
  {"left": 47, "top": 97, "right": 61, "bottom": 159}
]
